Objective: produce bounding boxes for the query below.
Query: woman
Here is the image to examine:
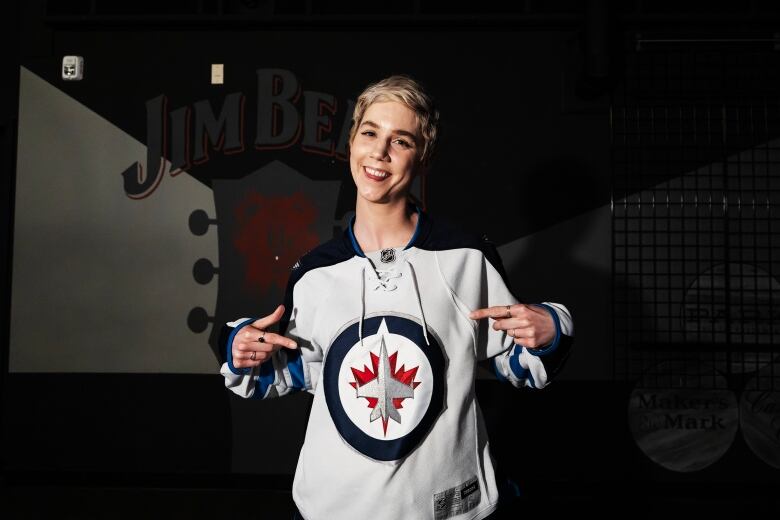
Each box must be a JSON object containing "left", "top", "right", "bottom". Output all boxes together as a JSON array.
[{"left": 221, "top": 75, "right": 574, "bottom": 520}]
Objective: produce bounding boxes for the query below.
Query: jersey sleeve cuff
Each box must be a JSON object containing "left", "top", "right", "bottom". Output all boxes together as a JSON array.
[{"left": 522, "top": 303, "right": 561, "bottom": 357}]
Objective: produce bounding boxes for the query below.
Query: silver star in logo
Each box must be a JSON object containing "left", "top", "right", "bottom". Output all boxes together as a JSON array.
[{"left": 356, "top": 334, "right": 415, "bottom": 425}]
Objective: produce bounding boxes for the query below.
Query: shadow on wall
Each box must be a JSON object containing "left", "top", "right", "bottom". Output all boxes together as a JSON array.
[
  {"left": 497, "top": 158, "right": 644, "bottom": 382},
  {"left": 474, "top": 159, "right": 660, "bottom": 499}
]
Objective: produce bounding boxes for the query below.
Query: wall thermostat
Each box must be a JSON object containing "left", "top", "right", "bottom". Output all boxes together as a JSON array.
[{"left": 62, "top": 56, "right": 84, "bottom": 81}]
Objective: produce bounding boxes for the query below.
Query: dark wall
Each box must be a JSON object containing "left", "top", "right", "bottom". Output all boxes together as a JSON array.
[{"left": 2, "top": 1, "right": 779, "bottom": 515}]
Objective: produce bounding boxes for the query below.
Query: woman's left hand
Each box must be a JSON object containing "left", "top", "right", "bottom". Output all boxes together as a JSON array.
[{"left": 469, "top": 303, "right": 555, "bottom": 350}]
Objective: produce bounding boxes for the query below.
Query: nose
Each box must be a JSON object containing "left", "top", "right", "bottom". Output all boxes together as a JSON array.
[{"left": 369, "top": 138, "right": 390, "bottom": 161}]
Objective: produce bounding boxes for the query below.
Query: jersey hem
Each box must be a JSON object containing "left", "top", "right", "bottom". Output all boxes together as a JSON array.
[
  {"left": 468, "top": 501, "right": 498, "bottom": 520},
  {"left": 293, "top": 501, "right": 498, "bottom": 520}
]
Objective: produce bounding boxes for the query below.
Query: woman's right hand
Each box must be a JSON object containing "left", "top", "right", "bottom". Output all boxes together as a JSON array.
[{"left": 231, "top": 304, "right": 298, "bottom": 369}]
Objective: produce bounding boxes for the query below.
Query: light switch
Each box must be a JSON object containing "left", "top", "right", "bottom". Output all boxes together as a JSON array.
[
  {"left": 62, "top": 56, "right": 84, "bottom": 81},
  {"left": 211, "top": 64, "right": 224, "bottom": 85}
]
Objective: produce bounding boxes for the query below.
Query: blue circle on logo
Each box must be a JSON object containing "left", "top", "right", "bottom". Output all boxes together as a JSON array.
[{"left": 323, "top": 315, "right": 445, "bottom": 461}]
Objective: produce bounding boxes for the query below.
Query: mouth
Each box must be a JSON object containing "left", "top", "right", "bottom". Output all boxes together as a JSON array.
[{"left": 363, "top": 165, "right": 390, "bottom": 181}]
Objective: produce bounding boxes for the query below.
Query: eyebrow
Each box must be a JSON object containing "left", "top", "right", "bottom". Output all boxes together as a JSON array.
[{"left": 360, "top": 120, "right": 418, "bottom": 141}]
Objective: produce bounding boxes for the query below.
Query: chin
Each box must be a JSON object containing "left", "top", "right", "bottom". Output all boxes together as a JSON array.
[{"left": 359, "top": 192, "right": 389, "bottom": 204}]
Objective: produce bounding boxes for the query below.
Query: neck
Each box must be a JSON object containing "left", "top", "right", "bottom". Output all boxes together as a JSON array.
[{"left": 353, "top": 197, "right": 418, "bottom": 253}]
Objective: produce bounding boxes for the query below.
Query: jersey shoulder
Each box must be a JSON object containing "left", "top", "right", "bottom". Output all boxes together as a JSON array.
[
  {"left": 289, "top": 233, "right": 355, "bottom": 286},
  {"left": 411, "top": 212, "right": 505, "bottom": 277},
  {"left": 278, "top": 233, "right": 356, "bottom": 335}
]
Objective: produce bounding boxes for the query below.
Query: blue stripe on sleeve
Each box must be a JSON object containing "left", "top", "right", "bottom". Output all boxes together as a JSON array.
[
  {"left": 508, "top": 345, "right": 536, "bottom": 389},
  {"left": 526, "top": 368, "right": 536, "bottom": 389},
  {"left": 526, "top": 303, "right": 561, "bottom": 357},
  {"left": 508, "top": 346, "right": 528, "bottom": 379},
  {"left": 227, "top": 318, "right": 256, "bottom": 375},
  {"left": 255, "top": 359, "right": 276, "bottom": 398},
  {"left": 287, "top": 349, "right": 306, "bottom": 391},
  {"left": 493, "top": 356, "right": 509, "bottom": 383}
]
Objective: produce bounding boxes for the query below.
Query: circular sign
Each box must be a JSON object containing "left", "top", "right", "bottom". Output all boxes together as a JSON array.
[
  {"left": 683, "top": 262, "right": 780, "bottom": 373},
  {"left": 628, "top": 361, "right": 738, "bottom": 472},
  {"left": 740, "top": 363, "right": 780, "bottom": 469}
]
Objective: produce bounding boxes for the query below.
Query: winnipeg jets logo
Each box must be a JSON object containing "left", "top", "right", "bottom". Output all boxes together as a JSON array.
[
  {"left": 323, "top": 314, "right": 445, "bottom": 461},
  {"left": 349, "top": 334, "right": 421, "bottom": 435},
  {"left": 337, "top": 319, "right": 429, "bottom": 441}
]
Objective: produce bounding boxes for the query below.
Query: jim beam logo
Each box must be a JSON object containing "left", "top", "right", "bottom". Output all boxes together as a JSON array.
[
  {"left": 739, "top": 364, "right": 780, "bottom": 469},
  {"left": 118, "top": 68, "right": 427, "bottom": 206},
  {"left": 628, "top": 362, "right": 738, "bottom": 472},
  {"left": 683, "top": 262, "right": 780, "bottom": 373},
  {"left": 120, "top": 68, "right": 355, "bottom": 200}
]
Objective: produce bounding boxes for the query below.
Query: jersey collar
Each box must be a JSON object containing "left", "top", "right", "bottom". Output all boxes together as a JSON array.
[{"left": 346, "top": 204, "right": 427, "bottom": 258}]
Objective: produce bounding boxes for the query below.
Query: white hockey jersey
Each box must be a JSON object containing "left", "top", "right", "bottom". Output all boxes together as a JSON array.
[{"left": 220, "top": 207, "right": 574, "bottom": 520}]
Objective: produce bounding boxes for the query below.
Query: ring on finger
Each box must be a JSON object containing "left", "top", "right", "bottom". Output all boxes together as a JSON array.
[
  {"left": 259, "top": 331, "right": 266, "bottom": 343},
  {"left": 505, "top": 305, "right": 511, "bottom": 318},
  {"left": 250, "top": 351, "right": 256, "bottom": 361}
]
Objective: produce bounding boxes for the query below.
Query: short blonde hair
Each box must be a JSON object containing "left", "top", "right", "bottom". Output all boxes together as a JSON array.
[{"left": 348, "top": 75, "right": 440, "bottom": 167}]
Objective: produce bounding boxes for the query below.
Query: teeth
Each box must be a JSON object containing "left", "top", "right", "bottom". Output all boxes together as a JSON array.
[{"left": 365, "top": 166, "right": 389, "bottom": 178}]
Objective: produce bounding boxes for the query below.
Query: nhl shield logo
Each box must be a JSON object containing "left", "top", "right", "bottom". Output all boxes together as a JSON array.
[
  {"left": 380, "top": 248, "right": 396, "bottom": 264},
  {"left": 323, "top": 314, "right": 445, "bottom": 461}
]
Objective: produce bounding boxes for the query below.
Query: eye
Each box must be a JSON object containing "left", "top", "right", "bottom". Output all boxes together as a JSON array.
[
  {"left": 394, "top": 139, "right": 411, "bottom": 148},
  {"left": 361, "top": 130, "right": 376, "bottom": 137}
]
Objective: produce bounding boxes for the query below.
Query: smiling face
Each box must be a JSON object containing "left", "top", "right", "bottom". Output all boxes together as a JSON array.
[{"left": 349, "top": 100, "right": 424, "bottom": 207}]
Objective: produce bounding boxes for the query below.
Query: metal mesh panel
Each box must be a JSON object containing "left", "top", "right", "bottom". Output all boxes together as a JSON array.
[{"left": 612, "top": 45, "right": 780, "bottom": 391}]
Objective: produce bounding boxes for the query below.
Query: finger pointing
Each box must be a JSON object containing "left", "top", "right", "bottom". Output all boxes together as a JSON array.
[{"left": 251, "top": 304, "right": 285, "bottom": 330}]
